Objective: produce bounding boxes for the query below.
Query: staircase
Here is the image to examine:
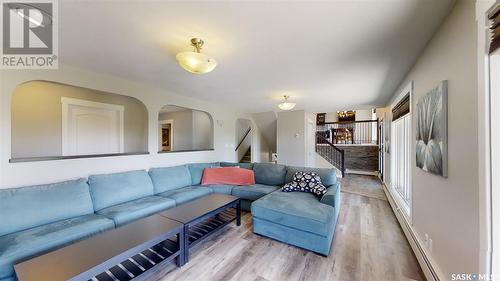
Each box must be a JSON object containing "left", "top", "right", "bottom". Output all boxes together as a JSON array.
[
  {"left": 235, "top": 127, "right": 252, "bottom": 163},
  {"left": 240, "top": 147, "right": 251, "bottom": 163},
  {"left": 315, "top": 133, "right": 345, "bottom": 177}
]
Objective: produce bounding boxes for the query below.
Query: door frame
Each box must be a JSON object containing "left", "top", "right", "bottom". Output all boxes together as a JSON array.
[
  {"left": 389, "top": 80, "right": 413, "bottom": 221},
  {"left": 378, "top": 118, "right": 384, "bottom": 181},
  {"left": 61, "top": 97, "right": 124, "bottom": 156},
  {"left": 477, "top": 1, "right": 496, "bottom": 276}
]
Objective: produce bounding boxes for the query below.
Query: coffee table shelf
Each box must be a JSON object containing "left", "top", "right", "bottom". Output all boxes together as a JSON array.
[
  {"left": 187, "top": 208, "right": 237, "bottom": 247},
  {"left": 92, "top": 238, "right": 180, "bottom": 281},
  {"left": 159, "top": 194, "right": 241, "bottom": 263}
]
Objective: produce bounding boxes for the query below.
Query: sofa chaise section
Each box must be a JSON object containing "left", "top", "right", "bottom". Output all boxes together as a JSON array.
[
  {"left": 251, "top": 166, "right": 341, "bottom": 256},
  {"left": 0, "top": 179, "right": 114, "bottom": 281},
  {"left": 89, "top": 170, "right": 176, "bottom": 227}
]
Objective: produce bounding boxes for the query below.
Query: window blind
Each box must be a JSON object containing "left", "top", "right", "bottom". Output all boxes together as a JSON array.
[
  {"left": 392, "top": 94, "right": 410, "bottom": 121},
  {"left": 489, "top": 3, "right": 500, "bottom": 54}
]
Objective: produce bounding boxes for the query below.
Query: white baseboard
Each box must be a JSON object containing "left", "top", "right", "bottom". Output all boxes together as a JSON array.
[{"left": 382, "top": 182, "right": 446, "bottom": 281}]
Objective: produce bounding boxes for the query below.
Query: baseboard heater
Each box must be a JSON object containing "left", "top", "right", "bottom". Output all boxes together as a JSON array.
[{"left": 382, "top": 183, "right": 443, "bottom": 281}]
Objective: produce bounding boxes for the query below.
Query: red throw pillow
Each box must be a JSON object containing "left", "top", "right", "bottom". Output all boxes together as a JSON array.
[{"left": 201, "top": 167, "right": 255, "bottom": 186}]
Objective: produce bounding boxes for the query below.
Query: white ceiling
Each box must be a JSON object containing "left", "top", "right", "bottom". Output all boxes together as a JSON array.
[{"left": 59, "top": 0, "right": 455, "bottom": 113}]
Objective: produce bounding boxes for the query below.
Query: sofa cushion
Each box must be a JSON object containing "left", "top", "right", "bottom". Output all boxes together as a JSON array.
[
  {"left": 220, "top": 162, "right": 254, "bottom": 170},
  {"left": 0, "top": 214, "right": 114, "bottom": 279},
  {"left": 251, "top": 191, "right": 335, "bottom": 236},
  {"left": 253, "top": 163, "right": 286, "bottom": 186},
  {"left": 283, "top": 171, "right": 327, "bottom": 195},
  {"left": 205, "top": 184, "right": 234, "bottom": 195},
  {"left": 201, "top": 167, "right": 255, "bottom": 186},
  {"left": 187, "top": 163, "right": 220, "bottom": 185},
  {"left": 285, "top": 166, "right": 337, "bottom": 187},
  {"left": 149, "top": 165, "right": 192, "bottom": 194},
  {"left": 0, "top": 179, "right": 94, "bottom": 237},
  {"left": 89, "top": 170, "right": 154, "bottom": 211},
  {"left": 231, "top": 184, "right": 280, "bottom": 201},
  {"left": 158, "top": 186, "right": 213, "bottom": 205},
  {"left": 97, "top": 196, "right": 176, "bottom": 227}
]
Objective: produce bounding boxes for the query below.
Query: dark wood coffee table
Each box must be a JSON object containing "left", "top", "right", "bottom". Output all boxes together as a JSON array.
[
  {"left": 159, "top": 194, "right": 241, "bottom": 263},
  {"left": 14, "top": 214, "right": 184, "bottom": 281}
]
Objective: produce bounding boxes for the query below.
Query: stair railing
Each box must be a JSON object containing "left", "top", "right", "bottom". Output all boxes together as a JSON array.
[
  {"left": 315, "top": 132, "right": 345, "bottom": 177},
  {"left": 235, "top": 127, "right": 251, "bottom": 152}
]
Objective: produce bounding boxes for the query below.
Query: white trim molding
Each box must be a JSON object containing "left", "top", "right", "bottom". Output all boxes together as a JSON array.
[
  {"left": 61, "top": 97, "right": 125, "bottom": 156},
  {"left": 476, "top": 0, "right": 496, "bottom": 278}
]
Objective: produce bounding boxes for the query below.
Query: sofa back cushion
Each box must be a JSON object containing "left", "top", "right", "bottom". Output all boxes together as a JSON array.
[
  {"left": 0, "top": 178, "right": 94, "bottom": 236},
  {"left": 253, "top": 163, "right": 287, "bottom": 186},
  {"left": 88, "top": 170, "right": 154, "bottom": 211},
  {"left": 285, "top": 166, "right": 337, "bottom": 187},
  {"left": 149, "top": 165, "right": 192, "bottom": 194},
  {"left": 187, "top": 162, "right": 220, "bottom": 185},
  {"left": 202, "top": 167, "right": 255, "bottom": 186},
  {"left": 220, "top": 162, "right": 254, "bottom": 170}
]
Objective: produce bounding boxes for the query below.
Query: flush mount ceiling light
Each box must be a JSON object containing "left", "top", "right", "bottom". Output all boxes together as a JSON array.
[
  {"left": 176, "top": 38, "right": 217, "bottom": 74},
  {"left": 278, "top": 95, "right": 296, "bottom": 111}
]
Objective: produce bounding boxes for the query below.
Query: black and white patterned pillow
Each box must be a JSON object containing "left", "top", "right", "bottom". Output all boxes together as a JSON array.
[{"left": 282, "top": 171, "right": 327, "bottom": 196}]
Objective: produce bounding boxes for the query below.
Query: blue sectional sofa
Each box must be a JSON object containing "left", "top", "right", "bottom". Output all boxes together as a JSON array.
[{"left": 0, "top": 162, "right": 340, "bottom": 281}]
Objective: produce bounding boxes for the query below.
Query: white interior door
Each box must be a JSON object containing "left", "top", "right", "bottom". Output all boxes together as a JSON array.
[
  {"left": 306, "top": 119, "right": 315, "bottom": 167},
  {"left": 62, "top": 98, "right": 124, "bottom": 156}
]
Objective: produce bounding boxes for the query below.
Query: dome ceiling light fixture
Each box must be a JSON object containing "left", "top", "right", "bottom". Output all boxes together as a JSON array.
[
  {"left": 278, "top": 95, "right": 296, "bottom": 111},
  {"left": 176, "top": 38, "right": 217, "bottom": 74}
]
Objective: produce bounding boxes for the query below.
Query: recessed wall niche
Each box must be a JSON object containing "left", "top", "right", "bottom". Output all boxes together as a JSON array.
[
  {"left": 11, "top": 81, "right": 148, "bottom": 160},
  {"left": 158, "top": 105, "right": 214, "bottom": 152}
]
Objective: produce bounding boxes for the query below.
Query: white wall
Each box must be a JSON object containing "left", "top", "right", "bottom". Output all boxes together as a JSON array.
[
  {"left": 354, "top": 109, "right": 373, "bottom": 121},
  {"left": 0, "top": 64, "right": 254, "bottom": 188},
  {"left": 159, "top": 110, "right": 193, "bottom": 151},
  {"left": 250, "top": 111, "right": 277, "bottom": 152},
  {"left": 192, "top": 110, "right": 213, "bottom": 150},
  {"left": 277, "top": 110, "right": 306, "bottom": 166},
  {"left": 385, "top": 0, "right": 479, "bottom": 278}
]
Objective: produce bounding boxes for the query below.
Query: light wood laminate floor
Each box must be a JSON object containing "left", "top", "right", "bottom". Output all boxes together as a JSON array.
[{"left": 151, "top": 175, "right": 424, "bottom": 281}]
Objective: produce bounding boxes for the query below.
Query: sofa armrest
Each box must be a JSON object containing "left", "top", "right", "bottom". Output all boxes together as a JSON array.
[{"left": 320, "top": 182, "right": 340, "bottom": 209}]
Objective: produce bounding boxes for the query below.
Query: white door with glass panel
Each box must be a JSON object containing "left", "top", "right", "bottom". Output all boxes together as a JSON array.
[{"left": 62, "top": 98, "right": 124, "bottom": 156}]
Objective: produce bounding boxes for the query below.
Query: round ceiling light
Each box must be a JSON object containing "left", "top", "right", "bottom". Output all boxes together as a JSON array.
[
  {"left": 278, "top": 95, "right": 296, "bottom": 111},
  {"left": 176, "top": 38, "right": 217, "bottom": 74}
]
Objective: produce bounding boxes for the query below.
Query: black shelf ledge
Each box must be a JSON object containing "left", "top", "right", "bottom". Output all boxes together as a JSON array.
[{"left": 9, "top": 152, "right": 150, "bottom": 163}]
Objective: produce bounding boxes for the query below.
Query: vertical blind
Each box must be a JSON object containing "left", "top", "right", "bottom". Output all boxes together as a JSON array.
[
  {"left": 489, "top": 2, "right": 500, "bottom": 54},
  {"left": 392, "top": 94, "right": 410, "bottom": 121}
]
